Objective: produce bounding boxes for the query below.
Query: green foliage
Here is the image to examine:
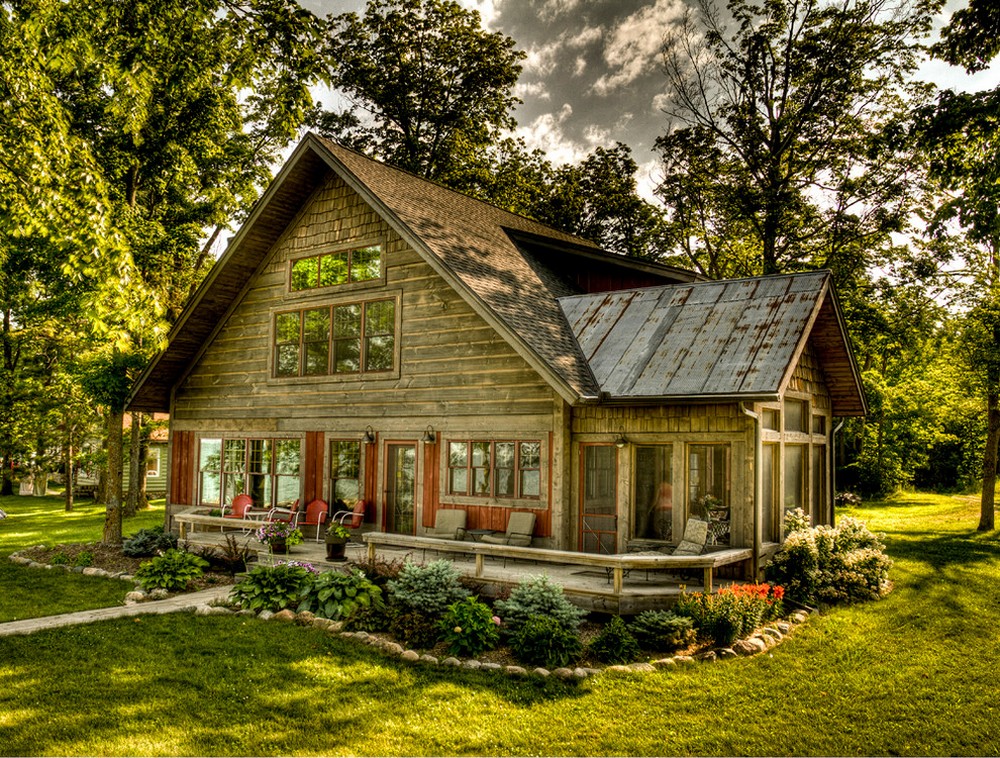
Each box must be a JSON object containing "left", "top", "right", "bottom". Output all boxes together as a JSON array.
[
  {"left": 229, "top": 563, "right": 315, "bottom": 613},
  {"left": 74, "top": 551, "right": 94, "bottom": 567},
  {"left": 628, "top": 610, "right": 696, "bottom": 652},
  {"left": 194, "top": 534, "right": 252, "bottom": 575},
  {"left": 510, "top": 615, "right": 582, "bottom": 669},
  {"left": 438, "top": 596, "right": 500, "bottom": 657},
  {"left": 386, "top": 560, "right": 469, "bottom": 617},
  {"left": 134, "top": 549, "right": 208, "bottom": 592},
  {"left": 50, "top": 552, "right": 69, "bottom": 566},
  {"left": 493, "top": 575, "right": 586, "bottom": 636},
  {"left": 587, "top": 616, "right": 641, "bottom": 665},
  {"left": 122, "top": 525, "right": 178, "bottom": 557},
  {"left": 297, "top": 569, "right": 383, "bottom": 621},
  {"left": 767, "top": 518, "right": 892, "bottom": 605},
  {"left": 674, "top": 584, "right": 784, "bottom": 647},
  {"left": 389, "top": 610, "right": 441, "bottom": 649}
]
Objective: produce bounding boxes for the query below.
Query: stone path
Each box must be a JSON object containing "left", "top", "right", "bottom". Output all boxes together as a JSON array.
[{"left": 0, "top": 585, "right": 233, "bottom": 637}]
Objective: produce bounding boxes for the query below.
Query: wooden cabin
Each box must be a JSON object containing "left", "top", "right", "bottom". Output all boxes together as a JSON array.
[{"left": 127, "top": 134, "right": 866, "bottom": 574}]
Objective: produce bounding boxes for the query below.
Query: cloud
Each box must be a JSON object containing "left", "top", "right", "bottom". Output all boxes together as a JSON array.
[
  {"left": 515, "top": 81, "right": 551, "bottom": 101},
  {"left": 516, "top": 104, "right": 590, "bottom": 166},
  {"left": 522, "top": 25, "right": 602, "bottom": 79},
  {"left": 592, "top": 0, "right": 687, "bottom": 95},
  {"left": 457, "top": 0, "right": 499, "bottom": 27}
]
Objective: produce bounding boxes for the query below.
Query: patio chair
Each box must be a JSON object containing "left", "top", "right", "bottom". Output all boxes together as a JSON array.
[
  {"left": 481, "top": 511, "right": 536, "bottom": 547},
  {"left": 220, "top": 494, "right": 254, "bottom": 532},
  {"left": 668, "top": 518, "right": 709, "bottom": 556},
  {"left": 298, "top": 499, "right": 329, "bottom": 542},
  {"left": 267, "top": 499, "right": 302, "bottom": 527},
  {"left": 332, "top": 500, "right": 366, "bottom": 532},
  {"left": 426, "top": 509, "right": 467, "bottom": 540}
]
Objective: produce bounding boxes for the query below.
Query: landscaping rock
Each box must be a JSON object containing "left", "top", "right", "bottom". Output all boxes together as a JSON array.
[
  {"left": 124, "top": 591, "right": 147, "bottom": 604},
  {"left": 762, "top": 627, "right": 783, "bottom": 641},
  {"left": 442, "top": 657, "right": 462, "bottom": 667},
  {"left": 195, "top": 605, "right": 232, "bottom": 616},
  {"left": 401, "top": 650, "right": 421, "bottom": 663},
  {"left": 717, "top": 648, "right": 738, "bottom": 659},
  {"left": 258, "top": 610, "right": 274, "bottom": 621},
  {"left": 791, "top": 611, "right": 809, "bottom": 624},
  {"left": 480, "top": 662, "right": 503, "bottom": 672},
  {"left": 777, "top": 621, "right": 791, "bottom": 634},
  {"left": 573, "top": 667, "right": 591, "bottom": 678},
  {"left": 696, "top": 651, "right": 718, "bottom": 662},
  {"left": 673, "top": 655, "right": 696, "bottom": 665},
  {"left": 754, "top": 633, "right": 775, "bottom": 649},
  {"left": 532, "top": 667, "right": 550, "bottom": 677},
  {"left": 149, "top": 588, "right": 170, "bottom": 600},
  {"left": 582, "top": 667, "right": 601, "bottom": 677},
  {"left": 272, "top": 609, "right": 296, "bottom": 623},
  {"left": 463, "top": 660, "right": 483, "bottom": 670},
  {"left": 237, "top": 609, "right": 256, "bottom": 617},
  {"left": 384, "top": 642, "right": 404, "bottom": 655},
  {"left": 553, "top": 667, "right": 575, "bottom": 679},
  {"left": 733, "top": 637, "right": 767, "bottom": 656},
  {"left": 651, "top": 658, "right": 677, "bottom": 668},
  {"left": 294, "top": 611, "right": 316, "bottom": 625},
  {"left": 420, "top": 654, "right": 440, "bottom": 665},
  {"left": 504, "top": 665, "right": 527, "bottom": 676},
  {"left": 628, "top": 662, "right": 656, "bottom": 672}
]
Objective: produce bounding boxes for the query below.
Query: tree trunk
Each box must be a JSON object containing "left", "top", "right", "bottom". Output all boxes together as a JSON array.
[
  {"left": 65, "top": 435, "right": 74, "bottom": 512},
  {"left": 0, "top": 451, "right": 12, "bottom": 496},
  {"left": 124, "top": 412, "right": 142, "bottom": 517},
  {"left": 102, "top": 408, "right": 124, "bottom": 545},
  {"left": 978, "top": 389, "right": 999, "bottom": 531}
]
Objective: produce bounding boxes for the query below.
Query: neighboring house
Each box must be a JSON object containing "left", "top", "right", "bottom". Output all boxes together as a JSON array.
[
  {"left": 127, "top": 134, "right": 866, "bottom": 573},
  {"left": 72, "top": 419, "right": 169, "bottom": 498}
]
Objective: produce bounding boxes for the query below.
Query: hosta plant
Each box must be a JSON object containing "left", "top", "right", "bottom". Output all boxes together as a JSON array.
[
  {"left": 135, "top": 549, "right": 209, "bottom": 592},
  {"left": 297, "top": 569, "right": 383, "bottom": 621},
  {"left": 229, "top": 563, "right": 314, "bottom": 612}
]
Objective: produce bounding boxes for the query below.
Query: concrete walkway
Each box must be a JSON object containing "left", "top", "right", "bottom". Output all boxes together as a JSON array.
[{"left": 0, "top": 585, "right": 233, "bottom": 637}]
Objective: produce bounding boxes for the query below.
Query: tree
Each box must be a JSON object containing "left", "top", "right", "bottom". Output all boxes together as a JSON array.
[
  {"left": 655, "top": 0, "right": 933, "bottom": 278},
  {"left": 311, "top": 0, "right": 524, "bottom": 183}
]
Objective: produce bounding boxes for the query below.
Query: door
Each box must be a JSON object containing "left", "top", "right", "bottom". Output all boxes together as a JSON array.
[
  {"left": 580, "top": 444, "right": 617, "bottom": 553},
  {"left": 386, "top": 443, "right": 416, "bottom": 535}
]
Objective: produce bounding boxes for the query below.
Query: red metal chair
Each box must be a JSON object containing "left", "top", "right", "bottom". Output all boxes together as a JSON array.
[
  {"left": 222, "top": 494, "right": 254, "bottom": 519},
  {"left": 267, "top": 499, "right": 301, "bottom": 526},
  {"left": 299, "top": 499, "right": 329, "bottom": 542},
  {"left": 333, "top": 500, "right": 366, "bottom": 531}
]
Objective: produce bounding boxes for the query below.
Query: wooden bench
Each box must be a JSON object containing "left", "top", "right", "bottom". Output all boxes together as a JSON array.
[
  {"left": 173, "top": 511, "right": 266, "bottom": 540},
  {"left": 362, "top": 532, "right": 752, "bottom": 593}
]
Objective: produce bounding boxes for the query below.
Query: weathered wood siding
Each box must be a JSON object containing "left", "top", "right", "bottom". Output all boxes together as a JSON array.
[{"left": 169, "top": 171, "right": 561, "bottom": 542}]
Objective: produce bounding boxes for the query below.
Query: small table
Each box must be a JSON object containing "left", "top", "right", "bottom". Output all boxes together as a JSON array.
[{"left": 466, "top": 529, "right": 495, "bottom": 542}]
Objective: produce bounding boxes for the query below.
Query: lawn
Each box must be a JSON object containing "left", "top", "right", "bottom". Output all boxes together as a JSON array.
[
  {"left": 1, "top": 492, "right": 999, "bottom": 755},
  {"left": 0, "top": 494, "right": 165, "bottom": 622}
]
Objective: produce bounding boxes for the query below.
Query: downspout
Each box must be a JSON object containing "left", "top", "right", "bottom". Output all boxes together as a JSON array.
[
  {"left": 741, "top": 403, "right": 762, "bottom": 579},
  {"left": 831, "top": 420, "right": 845, "bottom": 527}
]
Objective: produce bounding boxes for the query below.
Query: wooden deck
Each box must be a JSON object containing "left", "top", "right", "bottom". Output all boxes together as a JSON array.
[{"left": 175, "top": 513, "right": 753, "bottom": 615}]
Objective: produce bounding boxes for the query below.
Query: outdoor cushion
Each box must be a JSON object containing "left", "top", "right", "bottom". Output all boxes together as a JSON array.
[
  {"left": 670, "top": 518, "right": 708, "bottom": 556},
  {"left": 426, "top": 509, "right": 467, "bottom": 540},
  {"left": 481, "top": 511, "right": 536, "bottom": 547}
]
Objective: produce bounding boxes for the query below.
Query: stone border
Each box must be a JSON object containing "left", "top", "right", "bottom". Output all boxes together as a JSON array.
[{"left": 9, "top": 549, "right": 136, "bottom": 584}]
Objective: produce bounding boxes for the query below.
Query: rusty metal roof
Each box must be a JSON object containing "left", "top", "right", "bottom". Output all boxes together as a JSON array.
[{"left": 559, "top": 272, "right": 866, "bottom": 414}]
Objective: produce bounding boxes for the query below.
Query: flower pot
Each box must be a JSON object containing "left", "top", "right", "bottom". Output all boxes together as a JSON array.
[
  {"left": 325, "top": 537, "right": 347, "bottom": 561},
  {"left": 270, "top": 539, "right": 289, "bottom": 555}
]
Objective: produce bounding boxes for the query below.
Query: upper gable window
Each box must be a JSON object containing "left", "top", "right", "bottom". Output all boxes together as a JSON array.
[{"left": 290, "top": 244, "right": 382, "bottom": 291}]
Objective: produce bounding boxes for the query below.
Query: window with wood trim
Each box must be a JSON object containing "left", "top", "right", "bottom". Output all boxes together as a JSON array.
[
  {"left": 198, "top": 437, "right": 301, "bottom": 509},
  {"left": 687, "top": 443, "right": 730, "bottom": 545},
  {"left": 330, "top": 440, "right": 361, "bottom": 507},
  {"left": 290, "top": 244, "right": 382, "bottom": 291},
  {"left": 146, "top": 448, "right": 161, "bottom": 478},
  {"left": 274, "top": 298, "right": 396, "bottom": 378},
  {"left": 447, "top": 440, "right": 541, "bottom": 499}
]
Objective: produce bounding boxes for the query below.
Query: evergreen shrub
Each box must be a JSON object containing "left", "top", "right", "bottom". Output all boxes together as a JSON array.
[
  {"left": 510, "top": 615, "right": 582, "bottom": 669},
  {"left": 387, "top": 560, "right": 469, "bottom": 617},
  {"left": 123, "top": 525, "right": 178, "bottom": 557},
  {"left": 628, "top": 610, "right": 696, "bottom": 651},
  {"left": 493, "top": 575, "right": 586, "bottom": 636},
  {"left": 588, "top": 616, "right": 641, "bottom": 664}
]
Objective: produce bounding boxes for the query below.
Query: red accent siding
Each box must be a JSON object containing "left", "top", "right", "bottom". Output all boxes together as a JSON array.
[
  {"left": 170, "top": 431, "right": 195, "bottom": 505},
  {"left": 304, "top": 432, "right": 324, "bottom": 504},
  {"left": 362, "top": 439, "right": 377, "bottom": 523},
  {"left": 422, "top": 441, "right": 439, "bottom": 528}
]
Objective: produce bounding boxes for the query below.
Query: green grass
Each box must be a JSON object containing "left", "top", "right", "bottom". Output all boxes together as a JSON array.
[
  {"left": 1, "top": 491, "right": 999, "bottom": 755},
  {"left": 0, "top": 495, "right": 165, "bottom": 622}
]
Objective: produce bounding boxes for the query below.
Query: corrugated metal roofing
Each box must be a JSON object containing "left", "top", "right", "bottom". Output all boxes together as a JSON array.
[{"left": 559, "top": 272, "right": 863, "bottom": 411}]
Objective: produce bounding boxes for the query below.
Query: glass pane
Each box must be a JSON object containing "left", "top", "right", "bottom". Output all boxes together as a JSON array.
[
  {"left": 449, "top": 467, "right": 468, "bottom": 495},
  {"left": 812, "top": 415, "right": 826, "bottom": 434},
  {"left": 274, "top": 440, "right": 300, "bottom": 475},
  {"left": 276, "top": 344, "right": 300, "bottom": 377},
  {"left": 519, "top": 442, "right": 540, "bottom": 469},
  {"left": 351, "top": 245, "right": 382, "bottom": 282},
  {"left": 248, "top": 439, "right": 271, "bottom": 474},
  {"left": 583, "top": 446, "right": 616, "bottom": 514},
  {"left": 224, "top": 440, "right": 246, "bottom": 472},
  {"left": 247, "top": 472, "right": 270, "bottom": 508},
  {"left": 762, "top": 408, "right": 779, "bottom": 431},
  {"left": 290, "top": 258, "right": 317, "bottom": 290},
  {"left": 333, "top": 478, "right": 360, "bottom": 505},
  {"left": 223, "top": 473, "right": 245, "bottom": 503},
  {"left": 303, "top": 308, "right": 330, "bottom": 341},
  {"left": 200, "top": 472, "right": 220, "bottom": 505},
  {"left": 784, "top": 399, "right": 806, "bottom": 432},
  {"left": 784, "top": 445, "right": 805, "bottom": 516},
  {"left": 365, "top": 299, "right": 395, "bottom": 335},
  {"left": 634, "top": 445, "right": 673, "bottom": 541},
  {"left": 762, "top": 444, "right": 777, "bottom": 541},
  {"left": 520, "top": 469, "right": 540, "bottom": 498},
  {"left": 330, "top": 441, "right": 360, "bottom": 478},
  {"left": 471, "top": 442, "right": 490, "bottom": 467},
  {"left": 365, "top": 335, "right": 394, "bottom": 371},
  {"left": 449, "top": 442, "right": 467, "bottom": 468},
  {"left": 319, "top": 251, "right": 349, "bottom": 287},
  {"left": 472, "top": 467, "right": 490, "bottom": 495},
  {"left": 812, "top": 446, "right": 826, "bottom": 524},
  {"left": 334, "top": 338, "right": 361, "bottom": 373},
  {"left": 495, "top": 442, "right": 514, "bottom": 469},
  {"left": 275, "top": 312, "right": 300, "bottom": 343},
  {"left": 333, "top": 304, "right": 361, "bottom": 337},
  {"left": 199, "top": 439, "right": 221, "bottom": 471},
  {"left": 305, "top": 342, "right": 329, "bottom": 375},
  {"left": 275, "top": 475, "right": 299, "bottom": 506}
]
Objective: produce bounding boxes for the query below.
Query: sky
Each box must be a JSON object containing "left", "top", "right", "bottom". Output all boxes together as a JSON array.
[{"left": 301, "top": 0, "right": 1000, "bottom": 200}]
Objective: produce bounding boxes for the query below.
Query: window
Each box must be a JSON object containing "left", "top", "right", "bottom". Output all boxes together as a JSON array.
[
  {"left": 762, "top": 408, "right": 780, "bottom": 431},
  {"left": 447, "top": 440, "right": 541, "bottom": 499},
  {"left": 783, "top": 444, "right": 806, "bottom": 521},
  {"left": 330, "top": 440, "right": 361, "bottom": 507},
  {"left": 688, "top": 444, "right": 730, "bottom": 545},
  {"left": 634, "top": 445, "right": 673, "bottom": 541},
  {"left": 812, "top": 446, "right": 826, "bottom": 524},
  {"left": 761, "top": 443, "right": 778, "bottom": 541},
  {"left": 812, "top": 414, "right": 827, "bottom": 435},
  {"left": 274, "top": 298, "right": 396, "bottom": 378},
  {"left": 783, "top": 399, "right": 808, "bottom": 433},
  {"left": 290, "top": 244, "right": 382, "bottom": 291},
  {"left": 146, "top": 449, "right": 160, "bottom": 478},
  {"left": 198, "top": 437, "right": 300, "bottom": 509}
]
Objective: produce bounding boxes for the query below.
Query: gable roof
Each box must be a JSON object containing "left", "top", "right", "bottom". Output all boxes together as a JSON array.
[
  {"left": 127, "top": 133, "right": 696, "bottom": 412},
  {"left": 558, "top": 271, "right": 867, "bottom": 415}
]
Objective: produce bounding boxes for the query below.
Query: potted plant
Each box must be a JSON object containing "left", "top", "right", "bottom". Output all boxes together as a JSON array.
[
  {"left": 257, "top": 521, "right": 304, "bottom": 554},
  {"left": 324, "top": 524, "right": 351, "bottom": 561}
]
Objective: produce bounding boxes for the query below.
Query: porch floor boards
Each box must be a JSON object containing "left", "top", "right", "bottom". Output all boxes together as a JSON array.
[{"left": 181, "top": 529, "right": 729, "bottom": 614}]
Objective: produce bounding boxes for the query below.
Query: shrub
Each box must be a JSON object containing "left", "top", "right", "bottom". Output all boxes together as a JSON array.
[
  {"left": 438, "top": 597, "right": 501, "bottom": 657},
  {"left": 387, "top": 560, "right": 469, "bottom": 617},
  {"left": 194, "top": 534, "right": 252, "bottom": 575},
  {"left": 74, "top": 551, "right": 94, "bottom": 568},
  {"left": 389, "top": 610, "right": 441, "bottom": 649},
  {"left": 628, "top": 610, "right": 696, "bottom": 652},
  {"left": 766, "top": 516, "right": 892, "bottom": 605},
  {"left": 50, "top": 552, "right": 69, "bottom": 566},
  {"left": 349, "top": 555, "right": 405, "bottom": 590},
  {"left": 123, "top": 525, "right": 178, "bottom": 557},
  {"left": 674, "top": 583, "right": 784, "bottom": 647},
  {"left": 297, "top": 569, "right": 383, "bottom": 621},
  {"left": 835, "top": 491, "right": 862, "bottom": 508},
  {"left": 493, "top": 575, "right": 586, "bottom": 636},
  {"left": 135, "top": 549, "right": 209, "bottom": 592},
  {"left": 510, "top": 615, "right": 582, "bottom": 669},
  {"left": 229, "top": 563, "right": 315, "bottom": 612},
  {"left": 588, "top": 616, "right": 641, "bottom": 664}
]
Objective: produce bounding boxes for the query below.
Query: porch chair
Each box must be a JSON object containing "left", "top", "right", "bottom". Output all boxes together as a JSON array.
[
  {"left": 267, "top": 499, "right": 301, "bottom": 527},
  {"left": 426, "top": 509, "right": 467, "bottom": 540},
  {"left": 481, "top": 511, "right": 536, "bottom": 547},
  {"left": 332, "top": 500, "right": 367, "bottom": 535},
  {"left": 668, "top": 517, "right": 709, "bottom": 556},
  {"left": 221, "top": 494, "right": 254, "bottom": 532},
  {"left": 298, "top": 499, "right": 329, "bottom": 542}
]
